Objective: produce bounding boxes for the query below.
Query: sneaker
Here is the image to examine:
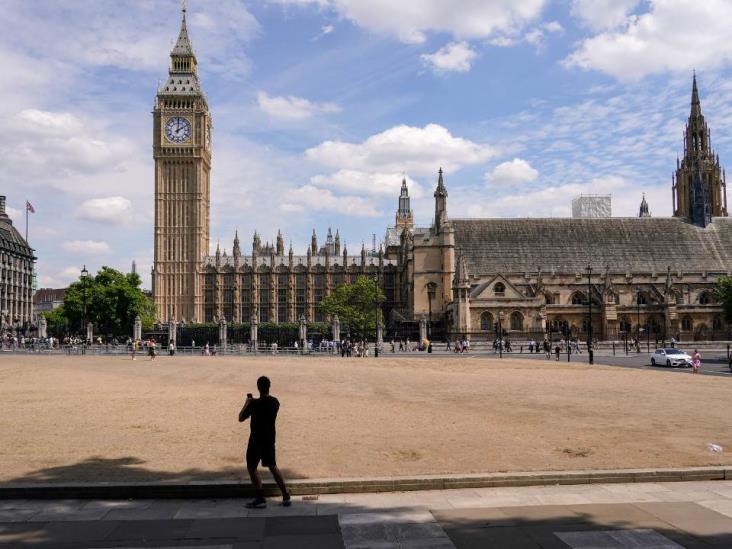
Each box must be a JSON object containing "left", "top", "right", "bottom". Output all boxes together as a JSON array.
[
  {"left": 245, "top": 497, "right": 267, "bottom": 509},
  {"left": 282, "top": 494, "right": 291, "bottom": 507}
]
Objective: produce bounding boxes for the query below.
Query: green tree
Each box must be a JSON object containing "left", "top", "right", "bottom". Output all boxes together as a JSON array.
[
  {"left": 318, "top": 275, "right": 385, "bottom": 339},
  {"left": 42, "top": 306, "right": 69, "bottom": 338},
  {"left": 715, "top": 276, "right": 732, "bottom": 324},
  {"left": 62, "top": 267, "right": 154, "bottom": 337}
]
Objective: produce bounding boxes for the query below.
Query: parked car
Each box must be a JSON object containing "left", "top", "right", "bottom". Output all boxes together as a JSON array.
[{"left": 650, "top": 348, "right": 692, "bottom": 367}]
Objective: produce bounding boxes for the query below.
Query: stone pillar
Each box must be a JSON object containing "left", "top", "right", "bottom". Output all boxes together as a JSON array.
[
  {"left": 219, "top": 317, "right": 227, "bottom": 351},
  {"left": 39, "top": 316, "right": 47, "bottom": 339},
  {"left": 419, "top": 314, "right": 428, "bottom": 342},
  {"left": 332, "top": 315, "right": 340, "bottom": 342},
  {"left": 168, "top": 318, "right": 177, "bottom": 344},
  {"left": 250, "top": 314, "right": 258, "bottom": 352},
  {"left": 376, "top": 320, "right": 383, "bottom": 347},
  {"left": 86, "top": 322, "right": 93, "bottom": 343},
  {"left": 133, "top": 315, "right": 142, "bottom": 341}
]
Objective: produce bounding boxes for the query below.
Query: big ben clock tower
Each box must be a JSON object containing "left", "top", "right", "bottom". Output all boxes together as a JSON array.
[{"left": 152, "top": 4, "right": 212, "bottom": 323}]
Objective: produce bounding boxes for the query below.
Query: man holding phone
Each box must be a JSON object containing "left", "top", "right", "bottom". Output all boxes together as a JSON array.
[{"left": 238, "top": 376, "right": 290, "bottom": 508}]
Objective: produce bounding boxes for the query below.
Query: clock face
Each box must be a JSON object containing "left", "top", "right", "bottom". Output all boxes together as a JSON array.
[{"left": 165, "top": 116, "right": 192, "bottom": 144}]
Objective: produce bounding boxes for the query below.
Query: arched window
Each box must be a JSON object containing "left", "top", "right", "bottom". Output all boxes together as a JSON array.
[
  {"left": 544, "top": 293, "right": 553, "bottom": 305},
  {"left": 510, "top": 311, "right": 523, "bottom": 331},
  {"left": 636, "top": 292, "right": 648, "bottom": 305},
  {"left": 681, "top": 316, "right": 692, "bottom": 331},
  {"left": 571, "top": 292, "right": 587, "bottom": 305},
  {"left": 619, "top": 317, "right": 631, "bottom": 333},
  {"left": 675, "top": 291, "right": 684, "bottom": 305},
  {"left": 713, "top": 316, "right": 723, "bottom": 331},
  {"left": 699, "top": 292, "right": 713, "bottom": 305},
  {"left": 480, "top": 311, "right": 494, "bottom": 331},
  {"left": 494, "top": 282, "right": 505, "bottom": 296}
]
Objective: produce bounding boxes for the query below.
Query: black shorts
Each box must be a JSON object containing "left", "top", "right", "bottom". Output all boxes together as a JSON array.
[{"left": 246, "top": 439, "right": 276, "bottom": 468}]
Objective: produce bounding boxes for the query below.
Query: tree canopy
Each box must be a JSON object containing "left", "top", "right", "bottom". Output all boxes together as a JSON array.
[
  {"left": 318, "top": 275, "right": 385, "bottom": 339},
  {"left": 715, "top": 276, "right": 732, "bottom": 324},
  {"left": 50, "top": 267, "right": 154, "bottom": 337}
]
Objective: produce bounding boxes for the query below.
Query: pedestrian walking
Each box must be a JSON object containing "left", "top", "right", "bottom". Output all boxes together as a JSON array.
[
  {"left": 169, "top": 341, "right": 175, "bottom": 356},
  {"left": 691, "top": 349, "right": 701, "bottom": 374},
  {"left": 239, "top": 376, "right": 290, "bottom": 508},
  {"left": 148, "top": 339, "right": 156, "bottom": 360},
  {"left": 555, "top": 344, "right": 561, "bottom": 361},
  {"left": 728, "top": 348, "right": 732, "bottom": 373}
]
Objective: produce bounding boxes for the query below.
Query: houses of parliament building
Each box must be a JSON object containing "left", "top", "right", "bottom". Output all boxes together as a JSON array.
[{"left": 152, "top": 8, "right": 732, "bottom": 341}]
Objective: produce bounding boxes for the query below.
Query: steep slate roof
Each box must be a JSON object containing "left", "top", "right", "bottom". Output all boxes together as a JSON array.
[
  {"left": 452, "top": 217, "right": 732, "bottom": 274},
  {"left": 0, "top": 214, "right": 34, "bottom": 259}
]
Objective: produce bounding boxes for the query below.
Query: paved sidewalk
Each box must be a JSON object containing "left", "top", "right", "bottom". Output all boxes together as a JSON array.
[{"left": 2, "top": 481, "right": 732, "bottom": 547}]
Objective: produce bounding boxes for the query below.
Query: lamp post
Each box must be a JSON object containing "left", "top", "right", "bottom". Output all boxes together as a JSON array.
[
  {"left": 81, "top": 265, "right": 89, "bottom": 340},
  {"left": 373, "top": 271, "right": 380, "bottom": 358},
  {"left": 586, "top": 264, "right": 594, "bottom": 365},
  {"left": 426, "top": 282, "right": 436, "bottom": 339},
  {"left": 636, "top": 290, "right": 641, "bottom": 353},
  {"left": 498, "top": 311, "right": 504, "bottom": 358}
]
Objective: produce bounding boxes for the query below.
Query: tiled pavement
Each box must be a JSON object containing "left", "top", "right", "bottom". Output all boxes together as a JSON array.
[{"left": 2, "top": 481, "right": 732, "bottom": 548}]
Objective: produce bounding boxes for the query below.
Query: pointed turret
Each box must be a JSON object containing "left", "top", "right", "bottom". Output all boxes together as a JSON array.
[
  {"left": 252, "top": 230, "right": 261, "bottom": 255},
  {"left": 334, "top": 229, "right": 341, "bottom": 256},
  {"left": 638, "top": 194, "right": 650, "bottom": 218},
  {"left": 215, "top": 241, "right": 221, "bottom": 266},
  {"left": 434, "top": 168, "right": 448, "bottom": 232},
  {"left": 232, "top": 230, "right": 241, "bottom": 258},
  {"left": 396, "top": 176, "right": 414, "bottom": 229},
  {"left": 311, "top": 229, "right": 318, "bottom": 255},
  {"left": 343, "top": 242, "right": 348, "bottom": 263},
  {"left": 162, "top": 2, "right": 201, "bottom": 90},
  {"left": 674, "top": 74, "right": 728, "bottom": 223}
]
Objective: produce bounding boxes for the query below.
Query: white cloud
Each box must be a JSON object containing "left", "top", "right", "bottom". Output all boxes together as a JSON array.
[
  {"left": 570, "top": 0, "right": 640, "bottom": 31},
  {"left": 273, "top": 0, "right": 546, "bottom": 44},
  {"left": 280, "top": 185, "right": 380, "bottom": 217},
  {"left": 5, "top": 206, "right": 22, "bottom": 224},
  {"left": 485, "top": 158, "right": 539, "bottom": 186},
  {"left": 421, "top": 41, "right": 477, "bottom": 73},
  {"left": 320, "top": 24, "right": 334, "bottom": 35},
  {"left": 311, "top": 170, "right": 423, "bottom": 197},
  {"left": 565, "top": 0, "right": 732, "bottom": 80},
  {"left": 62, "top": 240, "right": 111, "bottom": 255},
  {"left": 257, "top": 91, "right": 341, "bottom": 120},
  {"left": 306, "top": 123, "right": 497, "bottom": 176},
  {"left": 75, "top": 196, "right": 132, "bottom": 224}
]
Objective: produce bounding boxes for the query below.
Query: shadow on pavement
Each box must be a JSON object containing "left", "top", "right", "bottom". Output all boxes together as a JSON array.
[{"left": 2, "top": 455, "right": 305, "bottom": 484}]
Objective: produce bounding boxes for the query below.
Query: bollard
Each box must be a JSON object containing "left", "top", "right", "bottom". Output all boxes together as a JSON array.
[{"left": 612, "top": 341, "right": 615, "bottom": 356}]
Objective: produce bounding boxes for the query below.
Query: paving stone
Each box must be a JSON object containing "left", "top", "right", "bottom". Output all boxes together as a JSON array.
[
  {"left": 555, "top": 528, "right": 684, "bottom": 548},
  {"left": 0, "top": 508, "right": 39, "bottom": 521},
  {"left": 264, "top": 515, "right": 340, "bottom": 537},
  {"left": 338, "top": 509, "right": 433, "bottom": 525},
  {"left": 105, "top": 518, "right": 193, "bottom": 541},
  {"left": 186, "top": 517, "right": 265, "bottom": 540},
  {"left": 261, "top": 532, "right": 344, "bottom": 549}
]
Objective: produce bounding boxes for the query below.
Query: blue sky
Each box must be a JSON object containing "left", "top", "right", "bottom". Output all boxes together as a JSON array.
[{"left": 4, "top": 0, "right": 732, "bottom": 289}]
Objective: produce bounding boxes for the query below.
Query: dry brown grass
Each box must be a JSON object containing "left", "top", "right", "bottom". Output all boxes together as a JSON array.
[{"left": 1, "top": 354, "right": 730, "bottom": 483}]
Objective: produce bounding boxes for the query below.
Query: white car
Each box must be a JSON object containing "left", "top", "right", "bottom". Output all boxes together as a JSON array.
[{"left": 651, "top": 348, "right": 692, "bottom": 367}]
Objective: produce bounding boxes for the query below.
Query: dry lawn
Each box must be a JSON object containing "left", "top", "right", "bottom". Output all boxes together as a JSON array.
[{"left": 0, "top": 354, "right": 730, "bottom": 484}]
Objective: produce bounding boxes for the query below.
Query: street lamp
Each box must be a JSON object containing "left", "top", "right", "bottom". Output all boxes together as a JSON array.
[
  {"left": 586, "top": 264, "right": 594, "bottom": 365},
  {"left": 426, "top": 282, "right": 436, "bottom": 338},
  {"left": 498, "top": 310, "right": 504, "bottom": 358},
  {"left": 373, "top": 271, "right": 380, "bottom": 358},
  {"left": 636, "top": 289, "right": 641, "bottom": 353},
  {"left": 81, "top": 265, "right": 89, "bottom": 338}
]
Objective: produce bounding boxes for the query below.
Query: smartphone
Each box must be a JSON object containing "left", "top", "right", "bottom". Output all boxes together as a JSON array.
[{"left": 247, "top": 393, "right": 253, "bottom": 399}]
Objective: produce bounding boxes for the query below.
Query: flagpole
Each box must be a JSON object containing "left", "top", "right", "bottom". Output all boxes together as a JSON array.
[{"left": 25, "top": 202, "right": 29, "bottom": 243}]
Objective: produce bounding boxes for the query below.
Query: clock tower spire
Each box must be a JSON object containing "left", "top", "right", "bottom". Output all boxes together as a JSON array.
[{"left": 152, "top": 2, "right": 212, "bottom": 323}]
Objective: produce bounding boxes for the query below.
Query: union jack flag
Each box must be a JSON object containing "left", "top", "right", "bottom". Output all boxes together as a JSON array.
[{"left": 26, "top": 201, "right": 35, "bottom": 213}]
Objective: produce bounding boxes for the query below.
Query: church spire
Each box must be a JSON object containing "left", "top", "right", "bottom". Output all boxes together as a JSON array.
[
  {"left": 638, "top": 193, "right": 650, "bottom": 218},
  {"left": 434, "top": 168, "right": 448, "bottom": 232},
  {"left": 691, "top": 71, "right": 701, "bottom": 119},
  {"left": 168, "top": 0, "right": 198, "bottom": 77},
  {"left": 396, "top": 176, "right": 413, "bottom": 230}
]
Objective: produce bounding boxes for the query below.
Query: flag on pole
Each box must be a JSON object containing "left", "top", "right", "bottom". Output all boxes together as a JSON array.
[{"left": 26, "top": 200, "right": 35, "bottom": 213}]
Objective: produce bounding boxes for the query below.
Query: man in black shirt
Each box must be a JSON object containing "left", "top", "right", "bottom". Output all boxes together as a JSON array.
[{"left": 239, "top": 376, "right": 290, "bottom": 508}]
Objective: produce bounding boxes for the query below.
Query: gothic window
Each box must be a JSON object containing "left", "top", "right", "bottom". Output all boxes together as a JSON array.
[
  {"left": 333, "top": 272, "right": 344, "bottom": 287},
  {"left": 619, "top": 317, "right": 631, "bottom": 333},
  {"left": 480, "top": 311, "right": 494, "bottom": 331},
  {"left": 510, "top": 311, "right": 523, "bottom": 331},
  {"left": 278, "top": 307, "right": 288, "bottom": 324},
  {"left": 681, "top": 316, "right": 692, "bottom": 331},
  {"left": 494, "top": 282, "right": 505, "bottom": 296},
  {"left": 713, "top": 316, "right": 723, "bottom": 330},
  {"left": 636, "top": 292, "right": 648, "bottom": 305},
  {"left": 675, "top": 291, "right": 684, "bottom": 305},
  {"left": 699, "top": 291, "right": 713, "bottom": 305},
  {"left": 571, "top": 292, "right": 587, "bottom": 305}
]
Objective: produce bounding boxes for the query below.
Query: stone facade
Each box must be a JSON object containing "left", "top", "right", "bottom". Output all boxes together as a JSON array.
[
  {"left": 151, "top": 10, "right": 731, "bottom": 341},
  {"left": 396, "top": 77, "right": 731, "bottom": 341},
  {"left": 0, "top": 196, "right": 35, "bottom": 330}
]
